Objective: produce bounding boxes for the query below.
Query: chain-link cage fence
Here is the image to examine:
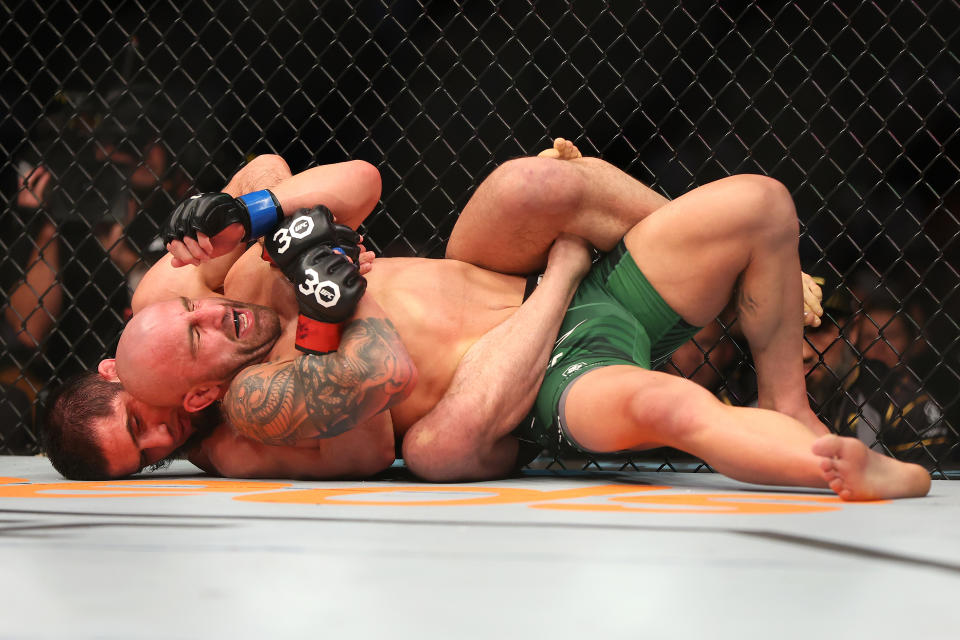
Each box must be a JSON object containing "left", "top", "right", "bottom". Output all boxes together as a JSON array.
[{"left": 2, "top": 2, "right": 957, "bottom": 476}]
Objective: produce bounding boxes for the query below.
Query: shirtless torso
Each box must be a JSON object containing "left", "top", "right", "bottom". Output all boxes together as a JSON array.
[{"left": 223, "top": 245, "right": 527, "bottom": 436}]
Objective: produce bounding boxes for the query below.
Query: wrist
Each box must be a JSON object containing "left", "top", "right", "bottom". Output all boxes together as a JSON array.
[
  {"left": 237, "top": 189, "right": 284, "bottom": 239},
  {"left": 295, "top": 315, "right": 344, "bottom": 355}
]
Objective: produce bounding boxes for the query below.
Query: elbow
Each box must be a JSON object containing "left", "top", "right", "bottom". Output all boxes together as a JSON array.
[{"left": 348, "top": 160, "right": 382, "bottom": 216}]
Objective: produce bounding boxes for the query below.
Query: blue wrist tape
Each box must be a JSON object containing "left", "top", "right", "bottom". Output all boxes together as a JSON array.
[{"left": 238, "top": 190, "right": 280, "bottom": 238}]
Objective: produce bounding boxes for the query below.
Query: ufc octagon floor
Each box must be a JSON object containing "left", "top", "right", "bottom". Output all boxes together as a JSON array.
[{"left": 1, "top": 456, "right": 958, "bottom": 640}]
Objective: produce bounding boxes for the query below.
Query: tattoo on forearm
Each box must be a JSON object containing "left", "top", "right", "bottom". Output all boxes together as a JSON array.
[{"left": 225, "top": 318, "right": 412, "bottom": 445}]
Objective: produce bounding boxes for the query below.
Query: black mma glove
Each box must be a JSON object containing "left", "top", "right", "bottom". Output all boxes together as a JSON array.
[
  {"left": 262, "top": 206, "right": 362, "bottom": 269},
  {"left": 284, "top": 245, "right": 367, "bottom": 355},
  {"left": 162, "top": 190, "right": 284, "bottom": 245}
]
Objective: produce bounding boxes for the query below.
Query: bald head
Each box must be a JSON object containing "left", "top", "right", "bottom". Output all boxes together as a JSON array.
[
  {"left": 116, "top": 299, "right": 196, "bottom": 406},
  {"left": 112, "top": 297, "right": 281, "bottom": 410}
]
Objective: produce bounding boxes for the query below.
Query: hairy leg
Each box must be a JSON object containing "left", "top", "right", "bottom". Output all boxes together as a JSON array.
[
  {"left": 564, "top": 366, "right": 930, "bottom": 499},
  {"left": 403, "top": 235, "right": 593, "bottom": 481},
  {"left": 447, "top": 141, "right": 669, "bottom": 274},
  {"left": 622, "top": 174, "right": 825, "bottom": 433}
]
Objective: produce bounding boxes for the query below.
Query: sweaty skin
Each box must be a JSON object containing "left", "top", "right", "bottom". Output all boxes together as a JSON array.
[{"left": 223, "top": 247, "right": 528, "bottom": 438}]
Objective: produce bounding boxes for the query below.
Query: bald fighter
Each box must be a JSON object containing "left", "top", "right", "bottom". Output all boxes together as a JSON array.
[{"left": 44, "top": 143, "right": 929, "bottom": 500}]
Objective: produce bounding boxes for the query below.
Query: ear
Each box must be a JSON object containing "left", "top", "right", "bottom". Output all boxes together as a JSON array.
[
  {"left": 98, "top": 359, "right": 119, "bottom": 382},
  {"left": 183, "top": 384, "right": 222, "bottom": 413}
]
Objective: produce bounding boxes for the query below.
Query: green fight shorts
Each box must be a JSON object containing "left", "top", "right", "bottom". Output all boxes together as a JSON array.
[{"left": 513, "top": 241, "right": 701, "bottom": 459}]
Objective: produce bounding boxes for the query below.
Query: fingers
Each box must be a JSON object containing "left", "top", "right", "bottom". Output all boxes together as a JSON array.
[
  {"left": 30, "top": 167, "right": 52, "bottom": 193},
  {"left": 803, "top": 308, "right": 822, "bottom": 328},
  {"left": 801, "top": 272, "right": 823, "bottom": 326},
  {"left": 35, "top": 169, "right": 52, "bottom": 196},
  {"left": 167, "top": 228, "right": 234, "bottom": 267},
  {"left": 183, "top": 236, "right": 212, "bottom": 263},
  {"left": 166, "top": 239, "right": 201, "bottom": 268},
  {"left": 357, "top": 250, "right": 375, "bottom": 275},
  {"left": 17, "top": 166, "right": 52, "bottom": 208},
  {"left": 196, "top": 231, "right": 214, "bottom": 255}
]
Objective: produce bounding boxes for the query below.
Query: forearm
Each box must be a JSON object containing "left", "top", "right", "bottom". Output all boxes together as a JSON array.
[
  {"left": 400, "top": 242, "right": 588, "bottom": 481},
  {"left": 269, "top": 160, "right": 381, "bottom": 230},
  {"left": 143, "top": 156, "right": 296, "bottom": 303},
  {"left": 132, "top": 247, "right": 245, "bottom": 311},
  {"left": 221, "top": 154, "right": 381, "bottom": 226},
  {"left": 439, "top": 260, "right": 582, "bottom": 427}
]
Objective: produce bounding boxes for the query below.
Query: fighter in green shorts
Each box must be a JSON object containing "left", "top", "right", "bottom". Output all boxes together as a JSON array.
[
  {"left": 515, "top": 241, "right": 701, "bottom": 455},
  {"left": 437, "top": 143, "right": 930, "bottom": 499}
]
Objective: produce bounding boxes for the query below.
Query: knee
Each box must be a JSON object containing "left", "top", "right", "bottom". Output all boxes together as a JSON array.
[
  {"left": 729, "top": 174, "right": 799, "bottom": 241},
  {"left": 627, "top": 375, "right": 719, "bottom": 445},
  {"left": 488, "top": 157, "right": 584, "bottom": 214},
  {"left": 401, "top": 428, "right": 462, "bottom": 483}
]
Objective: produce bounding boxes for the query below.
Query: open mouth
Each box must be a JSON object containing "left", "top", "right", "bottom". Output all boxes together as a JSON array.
[{"left": 231, "top": 309, "right": 251, "bottom": 339}]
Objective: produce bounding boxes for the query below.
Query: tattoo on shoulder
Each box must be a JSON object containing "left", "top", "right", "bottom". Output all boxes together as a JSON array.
[{"left": 225, "top": 317, "right": 412, "bottom": 445}]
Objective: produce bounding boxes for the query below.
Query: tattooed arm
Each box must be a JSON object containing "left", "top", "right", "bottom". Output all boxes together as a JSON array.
[{"left": 222, "top": 297, "right": 417, "bottom": 446}]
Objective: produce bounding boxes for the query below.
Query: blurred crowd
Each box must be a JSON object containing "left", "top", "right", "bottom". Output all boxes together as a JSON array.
[
  {"left": 664, "top": 272, "right": 958, "bottom": 472},
  {"left": 1, "top": 90, "right": 191, "bottom": 452}
]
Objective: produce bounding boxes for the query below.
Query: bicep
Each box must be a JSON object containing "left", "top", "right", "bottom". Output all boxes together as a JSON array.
[
  {"left": 223, "top": 317, "right": 415, "bottom": 445},
  {"left": 270, "top": 160, "right": 381, "bottom": 230},
  {"left": 222, "top": 360, "right": 310, "bottom": 445}
]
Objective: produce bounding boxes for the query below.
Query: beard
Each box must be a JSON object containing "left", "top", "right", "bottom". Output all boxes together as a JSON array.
[
  {"left": 206, "top": 303, "right": 282, "bottom": 383},
  {"left": 148, "top": 403, "right": 223, "bottom": 470}
]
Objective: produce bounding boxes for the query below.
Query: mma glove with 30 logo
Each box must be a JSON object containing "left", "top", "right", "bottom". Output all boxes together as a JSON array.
[
  {"left": 162, "top": 190, "right": 284, "bottom": 245},
  {"left": 276, "top": 244, "right": 367, "bottom": 356},
  {"left": 262, "top": 205, "right": 362, "bottom": 270}
]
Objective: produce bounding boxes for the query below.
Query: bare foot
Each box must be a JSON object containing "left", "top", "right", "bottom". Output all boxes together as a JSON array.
[
  {"left": 812, "top": 434, "right": 931, "bottom": 501},
  {"left": 537, "top": 137, "right": 583, "bottom": 160}
]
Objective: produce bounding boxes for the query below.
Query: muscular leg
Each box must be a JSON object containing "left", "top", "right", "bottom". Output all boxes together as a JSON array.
[
  {"left": 564, "top": 366, "right": 930, "bottom": 500},
  {"left": 403, "top": 235, "right": 592, "bottom": 482},
  {"left": 447, "top": 139, "right": 669, "bottom": 274},
  {"left": 623, "top": 174, "right": 825, "bottom": 433}
]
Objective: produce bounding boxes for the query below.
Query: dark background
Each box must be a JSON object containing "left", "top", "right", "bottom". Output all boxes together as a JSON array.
[{"left": 2, "top": 1, "right": 957, "bottom": 463}]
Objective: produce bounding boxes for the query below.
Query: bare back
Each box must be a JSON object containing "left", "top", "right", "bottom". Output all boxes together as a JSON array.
[{"left": 224, "top": 247, "right": 527, "bottom": 434}]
